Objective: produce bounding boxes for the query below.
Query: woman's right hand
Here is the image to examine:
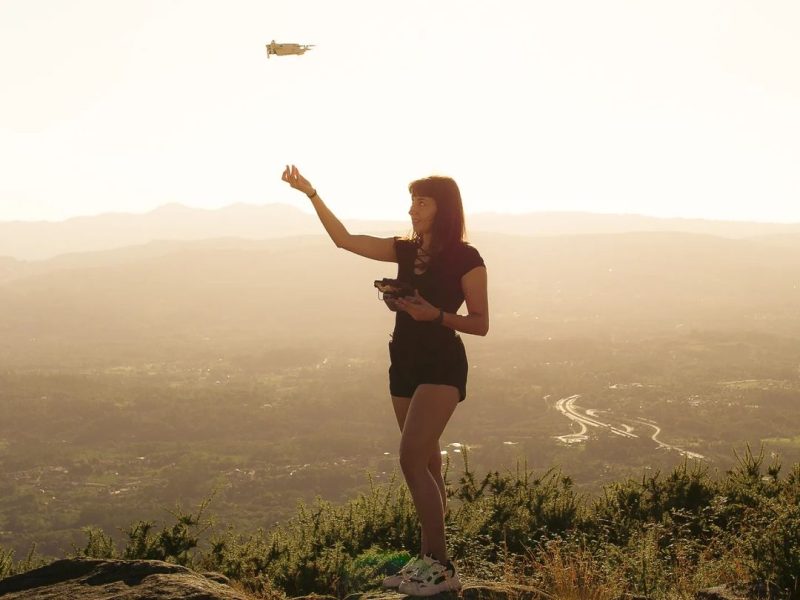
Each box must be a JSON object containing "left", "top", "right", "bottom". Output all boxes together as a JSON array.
[{"left": 281, "top": 164, "right": 315, "bottom": 197}]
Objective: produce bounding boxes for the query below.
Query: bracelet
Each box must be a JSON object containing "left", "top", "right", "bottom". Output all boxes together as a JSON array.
[
  {"left": 433, "top": 308, "right": 444, "bottom": 325},
  {"left": 306, "top": 189, "right": 318, "bottom": 199}
]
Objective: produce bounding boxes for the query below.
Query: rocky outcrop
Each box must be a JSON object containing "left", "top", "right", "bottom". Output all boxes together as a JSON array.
[
  {"left": 0, "top": 557, "right": 249, "bottom": 599},
  {"left": 697, "top": 585, "right": 750, "bottom": 600},
  {"left": 696, "top": 582, "right": 784, "bottom": 600},
  {"left": 341, "top": 582, "right": 545, "bottom": 600},
  {"left": 0, "top": 564, "right": 551, "bottom": 600},
  {"left": 1, "top": 558, "right": 784, "bottom": 600}
]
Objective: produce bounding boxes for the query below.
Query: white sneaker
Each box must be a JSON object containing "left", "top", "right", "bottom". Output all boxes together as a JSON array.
[
  {"left": 381, "top": 555, "right": 425, "bottom": 589},
  {"left": 398, "top": 555, "right": 461, "bottom": 596}
]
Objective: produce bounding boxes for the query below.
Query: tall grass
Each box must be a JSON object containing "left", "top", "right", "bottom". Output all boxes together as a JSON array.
[{"left": 2, "top": 445, "right": 797, "bottom": 600}]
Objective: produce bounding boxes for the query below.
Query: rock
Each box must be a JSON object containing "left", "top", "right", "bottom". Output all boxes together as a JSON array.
[
  {"left": 461, "top": 583, "right": 544, "bottom": 600},
  {"left": 342, "top": 582, "right": 544, "bottom": 600},
  {"left": 343, "top": 592, "right": 404, "bottom": 600},
  {"left": 0, "top": 557, "right": 250, "bottom": 599},
  {"left": 697, "top": 584, "right": 749, "bottom": 600},
  {"left": 696, "top": 582, "right": 784, "bottom": 600},
  {"left": 201, "top": 572, "right": 233, "bottom": 586}
]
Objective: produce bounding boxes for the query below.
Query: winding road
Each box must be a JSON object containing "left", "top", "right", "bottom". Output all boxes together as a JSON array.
[
  {"left": 554, "top": 394, "right": 705, "bottom": 459},
  {"left": 633, "top": 418, "right": 705, "bottom": 460}
]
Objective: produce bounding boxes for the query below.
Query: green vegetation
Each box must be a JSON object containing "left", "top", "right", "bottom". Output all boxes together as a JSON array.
[{"left": 2, "top": 446, "right": 797, "bottom": 599}]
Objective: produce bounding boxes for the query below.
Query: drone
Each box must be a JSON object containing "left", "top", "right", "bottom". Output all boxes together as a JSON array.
[{"left": 266, "top": 40, "right": 314, "bottom": 59}]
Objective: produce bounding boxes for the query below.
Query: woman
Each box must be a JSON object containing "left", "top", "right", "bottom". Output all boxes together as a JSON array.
[{"left": 281, "top": 164, "right": 489, "bottom": 596}]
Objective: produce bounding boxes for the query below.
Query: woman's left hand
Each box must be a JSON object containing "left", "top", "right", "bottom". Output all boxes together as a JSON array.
[{"left": 395, "top": 290, "right": 439, "bottom": 321}]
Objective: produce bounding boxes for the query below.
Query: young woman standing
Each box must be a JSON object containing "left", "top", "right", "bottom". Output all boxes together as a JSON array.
[{"left": 281, "top": 164, "right": 489, "bottom": 596}]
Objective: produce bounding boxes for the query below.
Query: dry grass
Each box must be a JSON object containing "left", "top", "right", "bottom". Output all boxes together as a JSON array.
[{"left": 502, "top": 540, "right": 625, "bottom": 600}]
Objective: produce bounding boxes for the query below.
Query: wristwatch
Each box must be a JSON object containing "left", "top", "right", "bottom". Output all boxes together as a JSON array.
[{"left": 433, "top": 308, "right": 444, "bottom": 325}]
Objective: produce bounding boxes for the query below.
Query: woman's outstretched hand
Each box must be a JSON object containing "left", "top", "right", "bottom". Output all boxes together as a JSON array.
[
  {"left": 395, "top": 290, "right": 440, "bottom": 321},
  {"left": 281, "top": 164, "right": 315, "bottom": 197}
]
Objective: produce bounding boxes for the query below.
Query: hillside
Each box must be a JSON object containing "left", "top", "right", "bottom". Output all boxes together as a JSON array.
[
  {"left": 1, "top": 449, "right": 798, "bottom": 599},
  {"left": 2, "top": 230, "right": 800, "bottom": 565},
  {"left": 1, "top": 231, "right": 800, "bottom": 366},
  {"left": 3, "top": 202, "right": 800, "bottom": 260}
]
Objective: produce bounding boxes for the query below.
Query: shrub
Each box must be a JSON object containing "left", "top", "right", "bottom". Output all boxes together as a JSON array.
[{"left": 63, "top": 448, "right": 800, "bottom": 600}]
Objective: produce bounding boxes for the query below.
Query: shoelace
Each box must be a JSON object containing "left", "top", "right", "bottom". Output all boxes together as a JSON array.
[
  {"left": 401, "top": 557, "right": 423, "bottom": 573},
  {"left": 411, "top": 558, "right": 454, "bottom": 583}
]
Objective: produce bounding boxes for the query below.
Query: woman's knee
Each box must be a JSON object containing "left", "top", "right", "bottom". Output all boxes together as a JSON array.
[
  {"left": 399, "top": 442, "right": 431, "bottom": 478},
  {"left": 427, "top": 446, "right": 443, "bottom": 475}
]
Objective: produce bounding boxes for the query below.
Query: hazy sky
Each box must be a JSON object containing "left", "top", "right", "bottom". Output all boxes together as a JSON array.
[{"left": 1, "top": 0, "right": 799, "bottom": 224}]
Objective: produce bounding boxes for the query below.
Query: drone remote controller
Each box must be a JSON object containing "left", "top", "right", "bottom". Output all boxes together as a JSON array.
[{"left": 374, "top": 278, "right": 415, "bottom": 311}]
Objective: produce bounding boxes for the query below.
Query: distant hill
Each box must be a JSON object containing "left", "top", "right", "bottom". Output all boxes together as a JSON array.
[
  {"left": 470, "top": 211, "right": 800, "bottom": 239},
  {"left": 0, "top": 203, "right": 324, "bottom": 261},
  {"left": 2, "top": 231, "right": 799, "bottom": 368},
  {"left": 0, "top": 256, "right": 21, "bottom": 282},
  {"left": 2, "top": 202, "right": 800, "bottom": 261}
]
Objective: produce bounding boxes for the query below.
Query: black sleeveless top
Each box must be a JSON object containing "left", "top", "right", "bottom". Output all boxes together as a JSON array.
[{"left": 391, "top": 238, "right": 485, "bottom": 351}]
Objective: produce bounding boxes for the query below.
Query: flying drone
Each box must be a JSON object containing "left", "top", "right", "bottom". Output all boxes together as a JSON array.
[{"left": 266, "top": 40, "right": 314, "bottom": 59}]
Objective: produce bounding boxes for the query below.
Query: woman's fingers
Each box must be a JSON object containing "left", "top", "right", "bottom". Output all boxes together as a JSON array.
[
  {"left": 281, "top": 164, "right": 312, "bottom": 194},
  {"left": 281, "top": 164, "right": 301, "bottom": 187}
]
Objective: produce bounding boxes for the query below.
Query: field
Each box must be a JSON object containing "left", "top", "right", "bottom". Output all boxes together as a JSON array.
[{"left": 2, "top": 328, "right": 799, "bottom": 559}]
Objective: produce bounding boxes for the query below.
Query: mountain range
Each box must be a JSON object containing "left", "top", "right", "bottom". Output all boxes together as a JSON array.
[
  {"left": 3, "top": 202, "right": 800, "bottom": 261},
  {"left": 2, "top": 228, "right": 800, "bottom": 370}
]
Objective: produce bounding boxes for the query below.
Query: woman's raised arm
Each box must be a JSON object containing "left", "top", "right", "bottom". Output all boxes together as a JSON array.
[{"left": 281, "top": 164, "right": 397, "bottom": 262}]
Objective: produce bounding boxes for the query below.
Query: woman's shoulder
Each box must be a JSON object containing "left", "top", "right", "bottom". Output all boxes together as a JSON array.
[
  {"left": 393, "top": 236, "right": 418, "bottom": 252},
  {"left": 443, "top": 241, "right": 485, "bottom": 272},
  {"left": 461, "top": 241, "right": 482, "bottom": 256},
  {"left": 393, "top": 236, "right": 418, "bottom": 263},
  {"left": 454, "top": 240, "right": 483, "bottom": 257}
]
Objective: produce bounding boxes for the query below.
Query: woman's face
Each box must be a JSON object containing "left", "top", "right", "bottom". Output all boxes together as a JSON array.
[{"left": 409, "top": 194, "right": 437, "bottom": 237}]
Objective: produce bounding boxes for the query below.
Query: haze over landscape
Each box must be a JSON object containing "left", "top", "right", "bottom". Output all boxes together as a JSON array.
[
  {"left": 1, "top": 204, "right": 799, "bottom": 561},
  {"left": 2, "top": 3, "right": 800, "bottom": 595}
]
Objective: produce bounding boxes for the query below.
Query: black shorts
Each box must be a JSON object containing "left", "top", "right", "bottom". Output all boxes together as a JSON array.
[{"left": 388, "top": 335, "right": 468, "bottom": 402}]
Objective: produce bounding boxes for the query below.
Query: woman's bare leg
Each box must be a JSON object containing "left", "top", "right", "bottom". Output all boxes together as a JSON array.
[
  {"left": 398, "top": 384, "right": 459, "bottom": 562},
  {"left": 392, "top": 395, "right": 447, "bottom": 556},
  {"left": 427, "top": 443, "right": 447, "bottom": 515}
]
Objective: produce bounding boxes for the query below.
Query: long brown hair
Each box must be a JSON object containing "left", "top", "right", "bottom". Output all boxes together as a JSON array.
[{"left": 407, "top": 175, "right": 467, "bottom": 253}]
